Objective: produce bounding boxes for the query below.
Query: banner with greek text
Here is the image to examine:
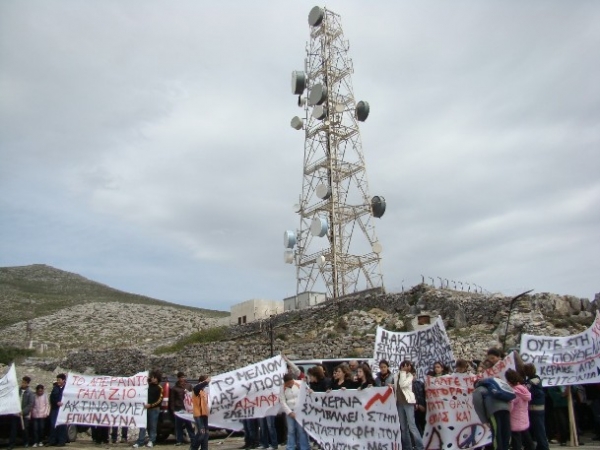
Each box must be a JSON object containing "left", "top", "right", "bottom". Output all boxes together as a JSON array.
[
  {"left": 295, "top": 383, "right": 402, "bottom": 450},
  {"left": 0, "top": 363, "right": 21, "bottom": 415},
  {"left": 209, "top": 355, "right": 286, "bottom": 431},
  {"left": 423, "top": 373, "right": 491, "bottom": 450},
  {"left": 56, "top": 371, "right": 148, "bottom": 427},
  {"left": 373, "top": 317, "right": 454, "bottom": 379},
  {"left": 519, "top": 311, "right": 600, "bottom": 386},
  {"left": 481, "top": 351, "right": 516, "bottom": 379}
]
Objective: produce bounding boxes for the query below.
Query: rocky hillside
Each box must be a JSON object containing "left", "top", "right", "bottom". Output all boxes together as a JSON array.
[
  {"left": 0, "top": 264, "right": 230, "bottom": 355},
  {"left": 24, "top": 284, "right": 598, "bottom": 379},
  {"left": 0, "top": 264, "right": 228, "bottom": 329}
]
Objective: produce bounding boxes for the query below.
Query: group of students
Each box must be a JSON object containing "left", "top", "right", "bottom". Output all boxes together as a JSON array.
[
  {"left": 274, "top": 350, "right": 600, "bottom": 450},
  {"left": 5, "top": 373, "right": 68, "bottom": 449}
]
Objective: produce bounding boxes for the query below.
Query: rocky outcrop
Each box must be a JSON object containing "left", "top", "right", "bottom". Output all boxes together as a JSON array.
[
  {"left": 0, "top": 302, "right": 223, "bottom": 351},
  {"left": 43, "top": 285, "right": 597, "bottom": 378}
]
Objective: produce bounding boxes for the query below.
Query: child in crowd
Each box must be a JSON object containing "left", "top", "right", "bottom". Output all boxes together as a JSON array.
[
  {"left": 505, "top": 369, "right": 535, "bottom": 450},
  {"left": 31, "top": 384, "right": 49, "bottom": 448}
]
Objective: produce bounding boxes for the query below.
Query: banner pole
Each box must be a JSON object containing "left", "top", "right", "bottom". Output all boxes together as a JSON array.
[{"left": 567, "top": 387, "right": 578, "bottom": 447}]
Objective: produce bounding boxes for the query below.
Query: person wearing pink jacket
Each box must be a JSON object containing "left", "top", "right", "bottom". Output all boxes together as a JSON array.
[
  {"left": 31, "top": 384, "right": 50, "bottom": 448},
  {"left": 505, "top": 369, "right": 535, "bottom": 450}
]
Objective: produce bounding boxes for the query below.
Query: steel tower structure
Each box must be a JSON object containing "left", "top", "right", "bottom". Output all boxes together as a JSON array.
[{"left": 284, "top": 6, "right": 386, "bottom": 300}]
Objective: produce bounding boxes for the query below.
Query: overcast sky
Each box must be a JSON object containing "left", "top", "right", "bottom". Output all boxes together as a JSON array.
[{"left": 1, "top": 1, "right": 598, "bottom": 312}]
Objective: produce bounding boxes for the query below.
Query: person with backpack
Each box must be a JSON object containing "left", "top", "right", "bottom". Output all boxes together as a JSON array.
[
  {"left": 506, "top": 369, "right": 535, "bottom": 450},
  {"left": 523, "top": 363, "right": 549, "bottom": 450},
  {"left": 472, "top": 376, "right": 513, "bottom": 450}
]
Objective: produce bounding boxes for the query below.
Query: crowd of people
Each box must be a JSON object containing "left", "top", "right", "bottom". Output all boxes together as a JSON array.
[{"left": 4, "top": 350, "right": 600, "bottom": 450}]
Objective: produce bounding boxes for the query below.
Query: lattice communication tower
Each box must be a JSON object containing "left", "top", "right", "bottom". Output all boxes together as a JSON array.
[{"left": 283, "top": 6, "right": 386, "bottom": 300}]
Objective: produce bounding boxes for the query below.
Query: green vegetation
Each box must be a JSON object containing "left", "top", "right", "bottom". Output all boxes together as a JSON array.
[
  {"left": 154, "top": 326, "right": 227, "bottom": 354},
  {"left": 0, "top": 346, "right": 35, "bottom": 364},
  {"left": 0, "top": 264, "right": 229, "bottom": 328},
  {"left": 276, "top": 333, "right": 287, "bottom": 341}
]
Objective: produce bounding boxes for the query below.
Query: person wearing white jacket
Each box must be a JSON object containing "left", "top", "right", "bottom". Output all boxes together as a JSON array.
[
  {"left": 393, "top": 361, "right": 424, "bottom": 450},
  {"left": 279, "top": 374, "right": 309, "bottom": 450}
]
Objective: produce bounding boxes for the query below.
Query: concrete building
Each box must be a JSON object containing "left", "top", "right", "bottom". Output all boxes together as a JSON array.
[
  {"left": 230, "top": 299, "right": 284, "bottom": 325},
  {"left": 283, "top": 291, "right": 327, "bottom": 311}
]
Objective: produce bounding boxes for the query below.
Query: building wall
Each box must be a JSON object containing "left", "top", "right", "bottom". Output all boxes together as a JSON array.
[
  {"left": 283, "top": 291, "right": 327, "bottom": 311},
  {"left": 230, "top": 299, "right": 283, "bottom": 325}
]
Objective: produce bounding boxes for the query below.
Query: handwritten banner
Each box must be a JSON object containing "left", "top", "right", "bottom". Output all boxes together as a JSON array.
[
  {"left": 519, "top": 311, "right": 600, "bottom": 386},
  {"left": 209, "top": 355, "right": 286, "bottom": 431},
  {"left": 373, "top": 316, "right": 454, "bottom": 379},
  {"left": 0, "top": 363, "right": 21, "bottom": 415},
  {"left": 56, "top": 371, "right": 148, "bottom": 427},
  {"left": 423, "top": 374, "right": 491, "bottom": 450},
  {"left": 295, "top": 383, "right": 401, "bottom": 450},
  {"left": 481, "top": 352, "right": 516, "bottom": 379}
]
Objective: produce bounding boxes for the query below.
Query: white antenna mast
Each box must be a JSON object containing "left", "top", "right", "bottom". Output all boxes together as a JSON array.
[{"left": 284, "top": 6, "right": 386, "bottom": 300}]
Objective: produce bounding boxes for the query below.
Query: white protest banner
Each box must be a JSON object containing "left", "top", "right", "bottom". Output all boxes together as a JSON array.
[
  {"left": 56, "top": 371, "right": 148, "bottom": 427},
  {"left": 209, "top": 355, "right": 286, "bottom": 431},
  {"left": 295, "top": 383, "right": 401, "bottom": 450},
  {"left": 423, "top": 374, "right": 491, "bottom": 450},
  {"left": 373, "top": 316, "right": 454, "bottom": 379},
  {"left": 0, "top": 363, "right": 21, "bottom": 415},
  {"left": 519, "top": 311, "right": 600, "bottom": 386},
  {"left": 481, "top": 352, "right": 516, "bottom": 379},
  {"left": 174, "top": 389, "right": 195, "bottom": 423}
]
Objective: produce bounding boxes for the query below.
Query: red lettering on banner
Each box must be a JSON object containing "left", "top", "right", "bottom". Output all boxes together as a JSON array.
[{"left": 428, "top": 411, "right": 449, "bottom": 425}]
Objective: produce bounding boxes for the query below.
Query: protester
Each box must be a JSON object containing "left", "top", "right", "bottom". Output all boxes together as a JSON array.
[
  {"left": 356, "top": 364, "right": 375, "bottom": 390},
  {"left": 240, "top": 419, "right": 259, "bottom": 450},
  {"left": 133, "top": 370, "right": 163, "bottom": 448},
  {"left": 486, "top": 348, "right": 504, "bottom": 366},
  {"left": 472, "top": 376, "right": 511, "bottom": 450},
  {"left": 47, "top": 374, "right": 68, "bottom": 447},
  {"left": 374, "top": 360, "right": 394, "bottom": 387},
  {"left": 523, "top": 363, "right": 549, "bottom": 450},
  {"left": 307, "top": 366, "right": 330, "bottom": 392},
  {"left": 170, "top": 371, "right": 195, "bottom": 446},
  {"left": 280, "top": 374, "right": 309, "bottom": 450},
  {"left": 9, "top": 375, "right": 36, "bottom": 450},
  {"left": 585, "top": 383, "right": 600, "bottom": 441},
  {"left": 111, "top": 427, "right": 128, "bottom": 444},
  {"left": 412, "top": 374, "right": 426, "bottom": 436},
  {"left": 348, "top": 360, "right": 360, "bottom": 382},
  {"left": 547, "top": 386, "right": 569, "bottom": 446},
  {"left": 329, "top": 364, "right": 358, "bottom": 390},
  {"left": 92, "top": 426, "right": 110, "bottom": 445},
  {"left": 505, "top": 369, "right": 534, "bottom": 450},
  {"left": 393, "top": 360, "right": 424, "bottom": 450},
  {"left": 427, "top": 361, "right": 449, "bottom": 377},
  {"left": 454, "top": 359, "right": 471, "bottom": 374},
  {"left": 191, "top": 375, "right": 210, "bottom": 450},
  {"left": 31, "top": 384, "right": 49, "bottom": 448}
]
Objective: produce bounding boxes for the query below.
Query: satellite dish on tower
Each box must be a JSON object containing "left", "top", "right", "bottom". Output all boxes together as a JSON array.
[
  {"left": 317, "top": 255, "right": 326, "bottom": 266},
  {"left": 312, "top": 105, "right": 327, "bottom": 120},
  {"left": 371, "top": 196, "right": 386, "bottom": 218},
  {"left": 290, "top": 116, "right": 303, "bottom": 130},
  {"left": 310, "top": 216, "right": 328, "bottom": 237},
  {"left": 308, "top": 6, "right": 324, "bottom": 27},
  {"left": 372, "top": 241, "right": 383, "bottom": 254},
  {"left": 291, "top": 71, "right": 306, "bottom": 95},
  {"left": 308, "top": 83, "right": 327, "bottom": 106},
  {"left": 284, "top": 250, "right": 294, "bottom": 264},
  {"left": 315, "top": 183, "right": 331, "bottom": 199},
  {"left": 284, "top": 230, "right": 297, "bottom": 249},
  {"left": 356, "top": 101, "right": 370, "bottom": 122}
]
